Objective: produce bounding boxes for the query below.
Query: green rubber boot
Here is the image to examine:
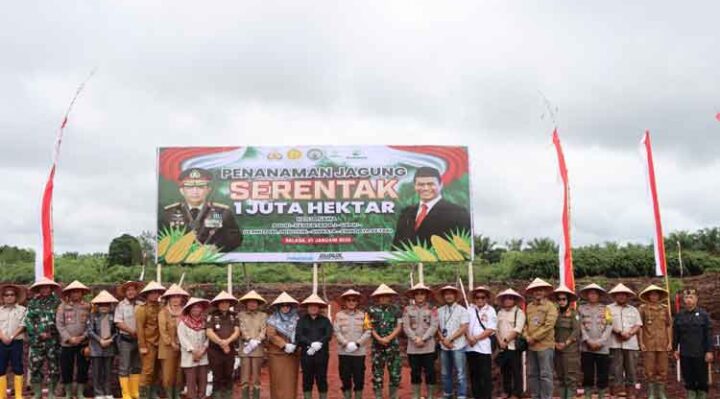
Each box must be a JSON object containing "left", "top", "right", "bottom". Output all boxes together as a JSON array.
[
  {"left": 583, "top": 388, "right": 592, "bottom": 399},
  {"left": 76, "top": 384, "right": 86, "bottom": 399},
  {"left": 147, "top": 385, "right": 158, "bottom": 399},
  {"left": 411, "top": 384, "right": 421, "bottom": 399},
  {"left": 252, "top": 388, "right": 260, "bottom": 399},
  {"left": 319, "top": 393, "right": 327, "bottom": 399},
  {"left": 374, "top": 389, "right": 383, "bottom": 399},
  {"left": 353, "top": 390, "right": 363, "bottom": 399},
  {"left": 342, "top": 390, "right": 352, "bottom": 399},
  {"left": 687, "top": 390, "right": 697, "bottom": 399},
  {"left": 656, "top": 384, "right": 668, "bottom": 399},
  {"left": 48, "top": 383, "right": 57, "bottom": 399},
  {"left": 389, "top": 386, "right": 398, "bottom": 399},
  {"left": 64, "top": 384, "right": 73, "bottom": 399},
  {"left": 697, "top": 391, "right": 707, "bottom": 399},
  {"left": 302, "top": 391, "right": 311, "bottom": 399},
  {"left": 597, "top": 389, "right": 606, "bottom": 399},
  {"left": 31, "top": 383, "right": 42, "bottom": 399},
  {"left": 138, "top": 387, "right": 148, "bottom": 399}
]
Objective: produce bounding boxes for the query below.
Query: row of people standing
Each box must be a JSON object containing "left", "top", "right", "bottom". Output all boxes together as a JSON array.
[{"left": 0, "top": 277, "right": 714, "bottom": 399}]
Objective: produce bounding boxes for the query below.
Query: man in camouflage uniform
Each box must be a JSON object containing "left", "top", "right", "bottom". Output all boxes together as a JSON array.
[
  {"left": 364, "top": 284, "right": 403, "bottom": 399},
  {"left": 25, "top": 277, "right": 62, "bottom": 399},
  {"left": 551, "top": 285, "right": 581, "bottom": 399}
]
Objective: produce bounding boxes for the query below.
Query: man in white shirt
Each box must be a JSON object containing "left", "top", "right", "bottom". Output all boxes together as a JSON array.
[
  {"left": 607, "top": 284, "right": 642, "bottom": 399},
  {"left": 465, "top": 286, "right": 497, "bottom": 399},
  {"left": 436, "top": 285, "right": 469, "bottom": 399}
]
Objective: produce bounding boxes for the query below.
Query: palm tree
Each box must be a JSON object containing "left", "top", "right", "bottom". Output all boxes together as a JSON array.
[
  {"left": 505, "top": 238, "right": 524, "bottom": 252},
  {"left": 526, "top": 237, "right": 558, "bottom": 253}
]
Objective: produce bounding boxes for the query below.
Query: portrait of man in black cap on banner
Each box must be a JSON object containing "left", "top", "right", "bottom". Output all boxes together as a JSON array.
[
  {"left": 161, "top": 168, "right": 242, "bottom": 252},
  {"left": 392, "top": 166, "right": 471, "bottom": 249}
]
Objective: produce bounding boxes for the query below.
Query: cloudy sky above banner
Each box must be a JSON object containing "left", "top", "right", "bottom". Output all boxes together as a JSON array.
[{"left": 1, "top": 1, "right": 719, "bottom": 253}]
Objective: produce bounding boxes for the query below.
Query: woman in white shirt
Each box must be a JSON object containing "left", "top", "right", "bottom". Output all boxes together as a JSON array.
[{"left": 177, "top": 298, "right": 210, "bottom": 399}]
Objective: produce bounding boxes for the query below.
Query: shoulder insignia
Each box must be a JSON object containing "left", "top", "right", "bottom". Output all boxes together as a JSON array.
[{"left": 164, "top": 202, "right": 180, "bottom": 210}]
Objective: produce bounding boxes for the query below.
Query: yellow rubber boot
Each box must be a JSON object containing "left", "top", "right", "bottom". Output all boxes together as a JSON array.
[
  {"left": 13, "top": 376, "right": 22, "bottom": 399},
  {"left": 119, "top": 377, "right": 131, "bottom": 399},
  {"left": 129, "top": 375, "right": 141, "bottom": 399},
  {"left": 0, "top": 375, "right": 7, "bottom": 399}
]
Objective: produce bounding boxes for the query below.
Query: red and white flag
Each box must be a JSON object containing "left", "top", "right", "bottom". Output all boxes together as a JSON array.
[
  {"left": 552, "top": 130, "right": 575, "bottom": 290},
  {"left": 35, "top": 71, "right": 94, "bottom": 281},
  {"left": 640, "top": 131, "right": 667, "bottom": 276}
]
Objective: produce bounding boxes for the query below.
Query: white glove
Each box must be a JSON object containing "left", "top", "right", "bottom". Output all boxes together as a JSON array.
[
  {"left": 284, "top": 343, "right": 296, "bottom": 354},
  {"left": 249, "top": 339, "right": 261, "bottom": 347},
  {"left": 242, "top": 343, "right": 254, "bottom": 355},
  {"left": 346, "top": 342, "right": 358, "bottom": 353},
  {"left": 310, "top": 341, "right": 323, "bottom": 351},
  {"left": 306, "top": 347, "right": 316, "bottom": 356}
]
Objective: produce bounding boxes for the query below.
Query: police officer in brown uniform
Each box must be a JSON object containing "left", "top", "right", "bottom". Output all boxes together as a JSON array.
[
  {"left": 56, "top": 281, "right": 92, "bottom": 399},
  {"left": 135, "top": 281, "right": 166, "bottom": 399},
  {"left": 206, "top": 291, "right": 240, "bottom": 399},
  {"left": 161, "top": 168, "right": 242, "bottom": 252},
  {"left": 638, "top": 284, "right": 672, "bottom": 399}
]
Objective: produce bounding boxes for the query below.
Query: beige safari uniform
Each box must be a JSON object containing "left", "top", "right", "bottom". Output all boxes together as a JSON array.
[
  {"left": 335, "top": 309, "right": 371, "bottom": 356},
  {"left": 238, "top": 310, "right": 267, "bottom": 390},
  {"left": 524, "top": 299, "right": 558, "bottom": 351},
  {"left": 640, "top": 303, "right": 671, "bottom": 383}
]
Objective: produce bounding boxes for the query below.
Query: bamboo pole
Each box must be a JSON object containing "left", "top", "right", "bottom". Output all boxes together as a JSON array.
[
  {"left": 312, "top": 263, "right": 319, "bottom": 295},
  {"left": 418, "top": 262, "right": 424, "bottom": 285},
  {"left": 227, "top": 264, "right": 233, "bottom": 295},
  {"left": 156, "top": 264, "right": 162, "bottom": 285},
  {"left": 468, "top": 261, "right": 474, "bottom": 291},
  {"left": 674, "top": 242, "right": 682, "bottom": 382},
  {"left": 178, "top": 272, "right": 185, "bottom": 287}
]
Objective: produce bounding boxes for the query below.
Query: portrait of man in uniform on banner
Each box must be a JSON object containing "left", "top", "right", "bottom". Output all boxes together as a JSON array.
[{"left": 160, "top": 168, "right": 242, "bottom": 253}]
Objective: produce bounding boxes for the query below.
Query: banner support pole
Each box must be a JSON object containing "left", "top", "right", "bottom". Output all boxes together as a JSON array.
[
  {"left": 156, "top": 263, "right": 162, "bottom": 285},
  {"left": 227, "top": 264, "right": 233, "bottom": 295}
]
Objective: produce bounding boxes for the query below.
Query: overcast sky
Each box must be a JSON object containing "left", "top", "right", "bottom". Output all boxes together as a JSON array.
[{"left": 1, "top": 1, "right": 719, "bottom": 254}]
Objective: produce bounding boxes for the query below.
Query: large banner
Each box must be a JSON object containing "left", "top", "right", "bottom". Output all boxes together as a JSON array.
[{"left": 157, "top": 146, "right": 473, "bottom": 263}]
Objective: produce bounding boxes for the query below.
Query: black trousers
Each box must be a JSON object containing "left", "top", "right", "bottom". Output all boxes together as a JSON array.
[
  {"left": 0, "top": 340, "right": 23, "bottom": 376},
  {"left": 91, "top": 357, "right": 112, "bottom": 396},
  {"left": 301, "top": 353, "right": 329, "bottom": 393},
  {"left": 466, "top": 352, "right": 492, "bottom": 399},
  {"left": 500, "top": 350, "right": 522, "bottom": 397},
  {"left": 208, "top": 347, "right": 235, "bottom": 391},
  {"left": 581, "top": 352, "right": 609, "bottom": 389},
  {"left": 408, "top": 353, "right": 435, "bottom": 385},
  {"left": 60, "top": 345, "right": 89, "bottom": 384},
  {"left": 338, "top": 355, "right": 365, "bottom": 392},
  {"left": 681, "top": 356, "right": 709, "bottom": 392}
]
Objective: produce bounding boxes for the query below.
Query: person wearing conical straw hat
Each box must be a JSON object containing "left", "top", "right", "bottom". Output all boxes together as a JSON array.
[
  {"left": 365, "top": 284, "right": 402, "bottom": 399},
  {"left": 0, "top": 283, "right": 27, "bottom": 399},
  {"left": 114, "top": 281, "right": 145, "bottom": 399},
  {"left": 495, "top": 288, "right": 525, "bottom": 399},
  {"left": 237, "top": 290, "right": 267, "bottom": 399},
  {"left": 205, "top": 291, "right": 239, "bottom": 399},
  {"left": 607, "top": 283, "right": 642, "bottom": 399},
  {"left": 402, "top": 283, "right": 438, "bottom": 399},
  {"left": 25, "top": 277, "right": 62, "bottom": 399},
  {"left": 550, "top": 285, "right": 580, "bottom": 399},
  {"left": 465, "top": 285, "right": 496, "bottom": 399},
  {"left": 577, "top": 283, "right": 612, "bottom": 399},
  {"left": 435, "top": 284, "right": 469, "bottom": 399},
  {"left": 638, "top": 284, "right": 671, "bottom": 399},
  {"left": 56, "top": 280, "right": 92, "bottom": 399},
  {"left": 157, "top": 284, "right": 189, "bottom": 399},
  {"left": 134, "top": 281, "right": 166, "bottom": 399},
  {"left": 266, "top": 292, "right": 301, "bottom": 399},
  {"left": 334, "top": 289, "right": 371, "bottom": 399},
  {"left": 297, "top": 293, "right": 332, "bottom": 399},
  {"left": 673, "top": 287, "right": 713, "bottom": 399},
  {"left": 523, "top": 278, "right": 557, "bottom": 399},
  {"left": 87, "top": 291, "right": 119, "bottom": 399},
  {"left": 177, "top": 298, "right": 210, "bottom": 399}
]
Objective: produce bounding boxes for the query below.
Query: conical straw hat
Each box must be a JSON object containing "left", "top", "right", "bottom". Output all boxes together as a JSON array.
[
  {"left": 117, "top": 281, "right": 144, "bottom": 298},
  {"left": 301, "top": 293, "right": 328, "bottom": 307},
  {"left": 210, "top": 291, "right": 238, "bottom": 305},
  {"left": 239, "top": 290, "right": 267, "bottom": 304},
  {"left": 495, "top": 288, "right": 524, "bottom": 304},
  {"left": 550, "top": 285, "right": 577, "bottom": 301},
  {"left": 63, "top": 280, "right": 90, "bottom": 294},
  {"left": 370, "top": 284, "right": 398, "bottom": 297},
  {"left": 0, "top": 284, "right": 26, "bottom": 304},
  {"left": 579, "top": 283, "right": 607, "bottom": 300},
  {"left": 30, "top": 277, "right": 60, "bottom": 292},
  {"left": 161, "top": 284, "right": 190, "bottom": 299},
  {"left": 182, "top": 297, "right": 210, "bottom": 314},
  {"left": 608, "top": 283, "right": 636, "bottom": 297},
  {"left": 471, "top": 285, "right": 493, "bottom": 298},
  {"left": 139, "top": 281, "right": 166, "bottom": 296},
  {"left": 639, "top": 284, "right": 668, "bottom": 302},
  {"left": 271, "top": 291, "right": 299, "bottom": 306},
  {"left": 525, "top": 278, "right": 553, "bottom": 293},
  {"left": 91, "top": 290, "right": 119, "bottom": 304},
  {"left": 405, "top": 283, "right": 432, "bottom": 297},
  {"left": 340, "top": 289, "right": 362, "bottom": 299}
]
